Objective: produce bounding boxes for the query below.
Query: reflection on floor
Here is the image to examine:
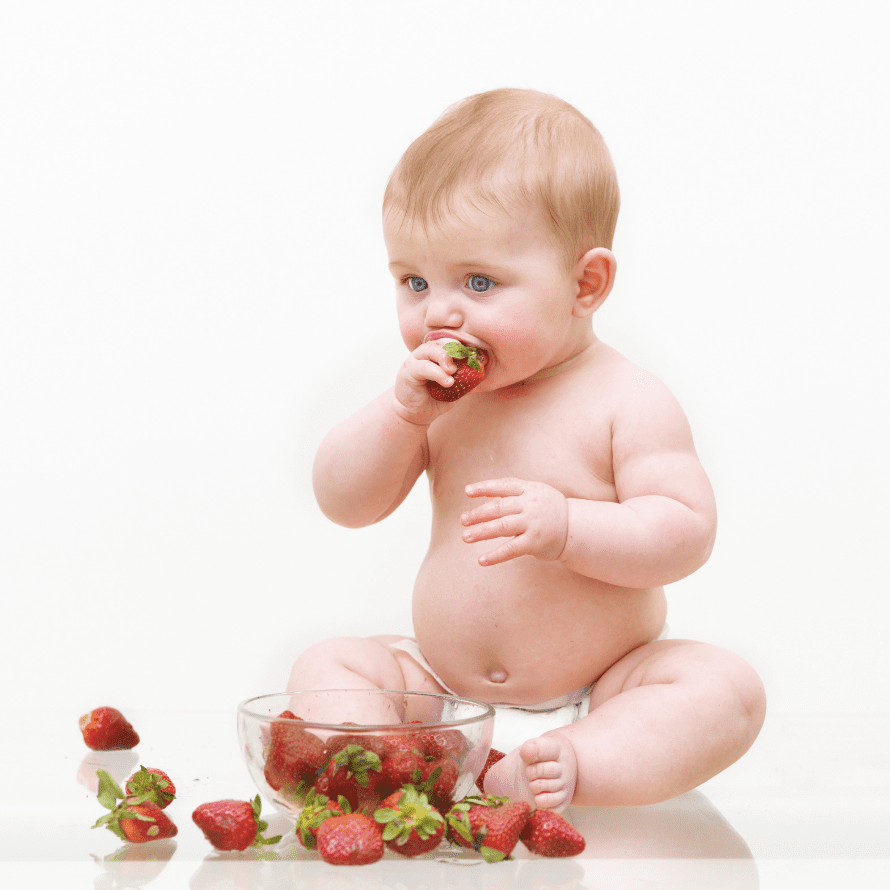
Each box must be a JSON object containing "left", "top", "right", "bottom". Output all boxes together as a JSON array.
[{"left": 86, "top": 789, "right": 759, "bottom": 890}]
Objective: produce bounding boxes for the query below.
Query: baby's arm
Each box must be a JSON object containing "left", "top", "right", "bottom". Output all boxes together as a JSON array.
[
  {"left": 462, "top": 375, "right": 716, "bottom": 588},
  {"left": 560, "top": 393, "right": 717, "bottom": 587},
  {"left": 312, "top": 341, "right": 460, "bottom": 527}
]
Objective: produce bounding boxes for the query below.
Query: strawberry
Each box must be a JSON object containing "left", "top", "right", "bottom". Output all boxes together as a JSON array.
[
  {"left": 192, "top": 796, "right": 281, "bottom": 851},
  {"left": 316, "top": 813, "right": 384, "bottom": 866},
  {"left": 91, "top": 769, "right": 178, "bottom": 843},
  {"left": 321, "top": 743, "right": 385, "bottom": 812},
  {"left": 427, "top": 340, "right": 489, "bottom": 402},
  {"left": 295, "top": 788, "right": 349, "bottom": 850},
  {"left": 416, "top": 757, "right": 460, "bottom": 812},
  {"left": 263, "top": 710, "right": 328, "bottom": 798},
  {"left": 380, "top": 749, "right": 428, "bottom": 795},
  {"left": 374, "top": 787, "right": 445, "bottom": 857},
  {"left": 125, "top": 767, "right": 176, "bottom": 809},
  {"left": 415, "top": 727, "right": 469, "bottom": 761},
  {"left": 446, "top": 795, "right": 532, "bottom": 863},
  {"left": 519, "top": 808, "right": 586, "bottom": 857},
  {"left": 79, "top": 707, "right": 139, "bottom": 750},
  {"left": 476, "top": 748, "right": 506, "bottom": 792},
  {"left": 380, "top": 731, "right": 425, "bottom": 759},
  {"left": 326, "top": 729, "right": 386, "bottom": 760}
]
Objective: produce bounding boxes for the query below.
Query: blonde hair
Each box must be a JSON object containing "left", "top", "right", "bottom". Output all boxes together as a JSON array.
[{"left": 383, "top": 88, "right": 620, "bottom": 262}]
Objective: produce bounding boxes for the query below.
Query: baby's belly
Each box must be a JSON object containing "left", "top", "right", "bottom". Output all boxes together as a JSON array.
[{"left": 411, "top": 540, "right": 667, "bottom": 705}]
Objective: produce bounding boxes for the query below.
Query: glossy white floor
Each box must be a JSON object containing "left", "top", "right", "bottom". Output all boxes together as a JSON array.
[{"left": 2, "top": 708, "right": 887, "bottom": 888}]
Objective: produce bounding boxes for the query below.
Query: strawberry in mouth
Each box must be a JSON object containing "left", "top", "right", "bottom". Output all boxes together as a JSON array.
[{"left": 427, "top": 340, "right": 489, "bottom": 402}]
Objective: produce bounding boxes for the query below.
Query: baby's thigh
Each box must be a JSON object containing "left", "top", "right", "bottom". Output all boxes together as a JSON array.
[{"left": 590, "top": 638, "right": 765, "bottom": 723}]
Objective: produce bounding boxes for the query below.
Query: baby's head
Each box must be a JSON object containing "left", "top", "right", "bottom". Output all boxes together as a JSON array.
[{"left": 383, "top": 88, "right": 620, "bottom": 267}]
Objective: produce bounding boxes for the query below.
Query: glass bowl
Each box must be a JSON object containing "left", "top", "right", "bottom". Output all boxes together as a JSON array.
[{"left": 237, "top": 689, "right": 495, "bottom": 821}]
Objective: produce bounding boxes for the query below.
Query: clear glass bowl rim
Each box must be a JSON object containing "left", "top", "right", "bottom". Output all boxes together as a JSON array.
[{"left": 237, "top": 688, "right": 496, "bottom": 732}]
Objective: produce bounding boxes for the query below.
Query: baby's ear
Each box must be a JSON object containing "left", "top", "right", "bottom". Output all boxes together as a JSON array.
[{"left": 573, "top": 248, "right": 616, "bottom": 317}]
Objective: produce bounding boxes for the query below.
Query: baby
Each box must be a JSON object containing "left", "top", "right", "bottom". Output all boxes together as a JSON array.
[{"left": 292, "top": 88, "right": 766, "bottom": 810}]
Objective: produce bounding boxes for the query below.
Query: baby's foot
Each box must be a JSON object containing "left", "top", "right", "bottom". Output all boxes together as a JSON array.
[{"left": 483, "top": 732, "right": 578, "bottom": 812}]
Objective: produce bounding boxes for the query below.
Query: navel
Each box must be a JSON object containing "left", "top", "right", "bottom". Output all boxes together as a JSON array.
[{"left": 488, "top": 668, "right": 508, "bottom": 684}]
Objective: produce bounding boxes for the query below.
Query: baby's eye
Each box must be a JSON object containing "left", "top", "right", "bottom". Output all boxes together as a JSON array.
[
  {"left": 467, "top": 275, "right": 495, "bottom": 293},
  {"left": 405, "top": 276, "right": 428, "bottom": 293}
]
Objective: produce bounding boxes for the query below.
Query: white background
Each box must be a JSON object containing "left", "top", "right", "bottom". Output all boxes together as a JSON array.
[{"left": 2, "top": 1, "right": 887, "bottom": 720}]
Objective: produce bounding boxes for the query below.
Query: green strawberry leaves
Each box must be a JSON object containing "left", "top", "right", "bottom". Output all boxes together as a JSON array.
[
  {"left": 250, "top": 794, "right": 282, "bottom": 847},
  {"left": 441, "top": 340, "right": 483, "bottom": 370},
  {"left": 332, "top": 744, "right": 382, "bottom": 787},
  {"left": 92, "top": 769, "right": 157, "bottom": 842},
  {"left": 373, "top": 787, "right": 444, "bottom": 845},
  {"left": 96, "top": 770, "right": 126, "bottom": 812}
]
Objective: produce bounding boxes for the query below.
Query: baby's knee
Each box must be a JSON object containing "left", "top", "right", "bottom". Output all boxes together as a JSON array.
[
  {"left": 722, "top": 650, "right": 767, "bottom": 738},
  {"left": 288, "top": 635, "right": 405, "bottom": 691},
  {"left": 690, "top": 644, "right": 766, "bottom": 743}
]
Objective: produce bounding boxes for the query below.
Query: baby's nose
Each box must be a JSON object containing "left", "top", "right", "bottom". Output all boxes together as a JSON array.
[{"left": 423, "top": 289, "right": 464, "bottom": 328}]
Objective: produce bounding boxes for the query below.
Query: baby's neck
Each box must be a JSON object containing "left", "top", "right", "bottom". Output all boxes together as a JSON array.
[{"left": 520, "top": 334, "right": 601, "bottom": 385}]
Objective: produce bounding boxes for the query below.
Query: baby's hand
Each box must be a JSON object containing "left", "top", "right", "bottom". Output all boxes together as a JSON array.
[
  {"left": 461, "top": 478, "right": 569, "bottom": 566},
  {"left": 391, "top": 340, "right": 461, "bottom": 425}
]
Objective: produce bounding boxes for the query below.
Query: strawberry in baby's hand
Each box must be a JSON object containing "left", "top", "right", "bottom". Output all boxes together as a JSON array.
[
  {"left": 316, "top": 813, "right": 384, "bottom": 865},
  {"left": 125, "top": 767, "right": 176, "bottom": 809},
  {"left": 92, "top": 769, "right": 178, "bottom": 843},
  {"left": 427, "top": 340, "right": 489, "bottom": 402},
  {"left": 446, "top": 794, "right": 531, "bottom": 863},
  {"left": 192, "top": 796, "right": 281, "bottom": 851},
  {"left": 374, "top": 786, "right": 445, "bottom": 857},
  {"left": 519, "top": 808, "right": 586, "bottom": 857},
  {"left": 79, "top": 707, "right": 140, "bottom": 750}
]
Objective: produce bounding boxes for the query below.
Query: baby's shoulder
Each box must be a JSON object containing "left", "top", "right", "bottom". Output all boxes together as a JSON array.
[
  {"left": 585, "top": 342, "right": 672, "bottom": 398},
  {"left": 585, "top": 344, "right": 687, "bottom": 423}
]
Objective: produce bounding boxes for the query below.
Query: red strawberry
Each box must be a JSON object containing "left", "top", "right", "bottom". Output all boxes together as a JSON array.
[
  {"left": 326, "top": 730, "right": 386, "bottom": 760},
  {"left": 263, "top": 710, "right": 328, "bottom": 797},
  {"left": 374, "top": 787, "right": 445, "bottom": 857},
  {"left": 91, "top": 770, "right": 178, "bottom": 843},
  {"left": 417, "top": 757, "right": 460, "bottom": 812},
  {"left": 380, "top": 749, "right": 427, "bottom": 794},
  {"left": 446, "top": 795, "right": 532, "bottom": 863},
  {"left": 427, "top": 340, "right": 489, "bottom": 402},
  {"left": 380, "top": 731, "right": 425, "bottom": 759},
  {"left": 295, "top": 788, "right": 349, "bottom": 850},
  {"left": 125, "top": 767, "right": 176, "bottom": 809},
  {"left": 322, "top": 744, "right": 385, "bottom": 812},
  {"left": 117, "top": 801, "right": 178, "bottom": 844},
  {"left": 316, "top": 813, "right": 384, "bottom": 866},
  {"left": 79, "top": 707, "right": 139, "bottom": 750},
  {"left": 415, "top": 727, "right": 469, "bottom": 761},
  {"left": 476, "top": 748, "right": 506, "bottom": 792},
  {"left": 519, "top": 808, "right": 586, "bottom": 857},
  {"left": 192, "top": 796, "right": 281, "bottom": 851}
]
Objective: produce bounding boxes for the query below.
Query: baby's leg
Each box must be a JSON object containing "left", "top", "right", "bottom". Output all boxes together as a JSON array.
[
  {"left": 287, "top": 634, "right": 448, "bottom": 724},
  {"left": 485, "top": 640, "right": 765, "bottom": 809}
]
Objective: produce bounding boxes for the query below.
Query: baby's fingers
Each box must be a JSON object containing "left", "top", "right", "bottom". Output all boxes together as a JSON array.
[
  {"left": 460, "top": 495, "right": 521, "bottom": 528},
  {"left": 461, "top": 512, "right": 525, "bottom": 544},
  {"left": 465, "top": 478, "right": 526, "bottom": 499},
  {"left": 476, "top": 535, "right": 532, "bottom": 567}
]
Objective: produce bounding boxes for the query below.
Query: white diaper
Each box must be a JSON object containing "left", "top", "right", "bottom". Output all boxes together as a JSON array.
[
  {"left": 389, "top": 638, "right": 590, "bottom": 753},
  {"left": 390, "top": 624, "right": 670, "bottom": 753}
]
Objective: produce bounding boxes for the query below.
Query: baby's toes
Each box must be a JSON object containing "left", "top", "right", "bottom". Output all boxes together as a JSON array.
[
  {"left": 519, "top": 735, "right": 563, "bottom": 768},
  {"left": 524, "top": 757, "right": 562, "bottom": 783},
  {"left": 532, "top": 786, "right": 571, "bottom": 812}
]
